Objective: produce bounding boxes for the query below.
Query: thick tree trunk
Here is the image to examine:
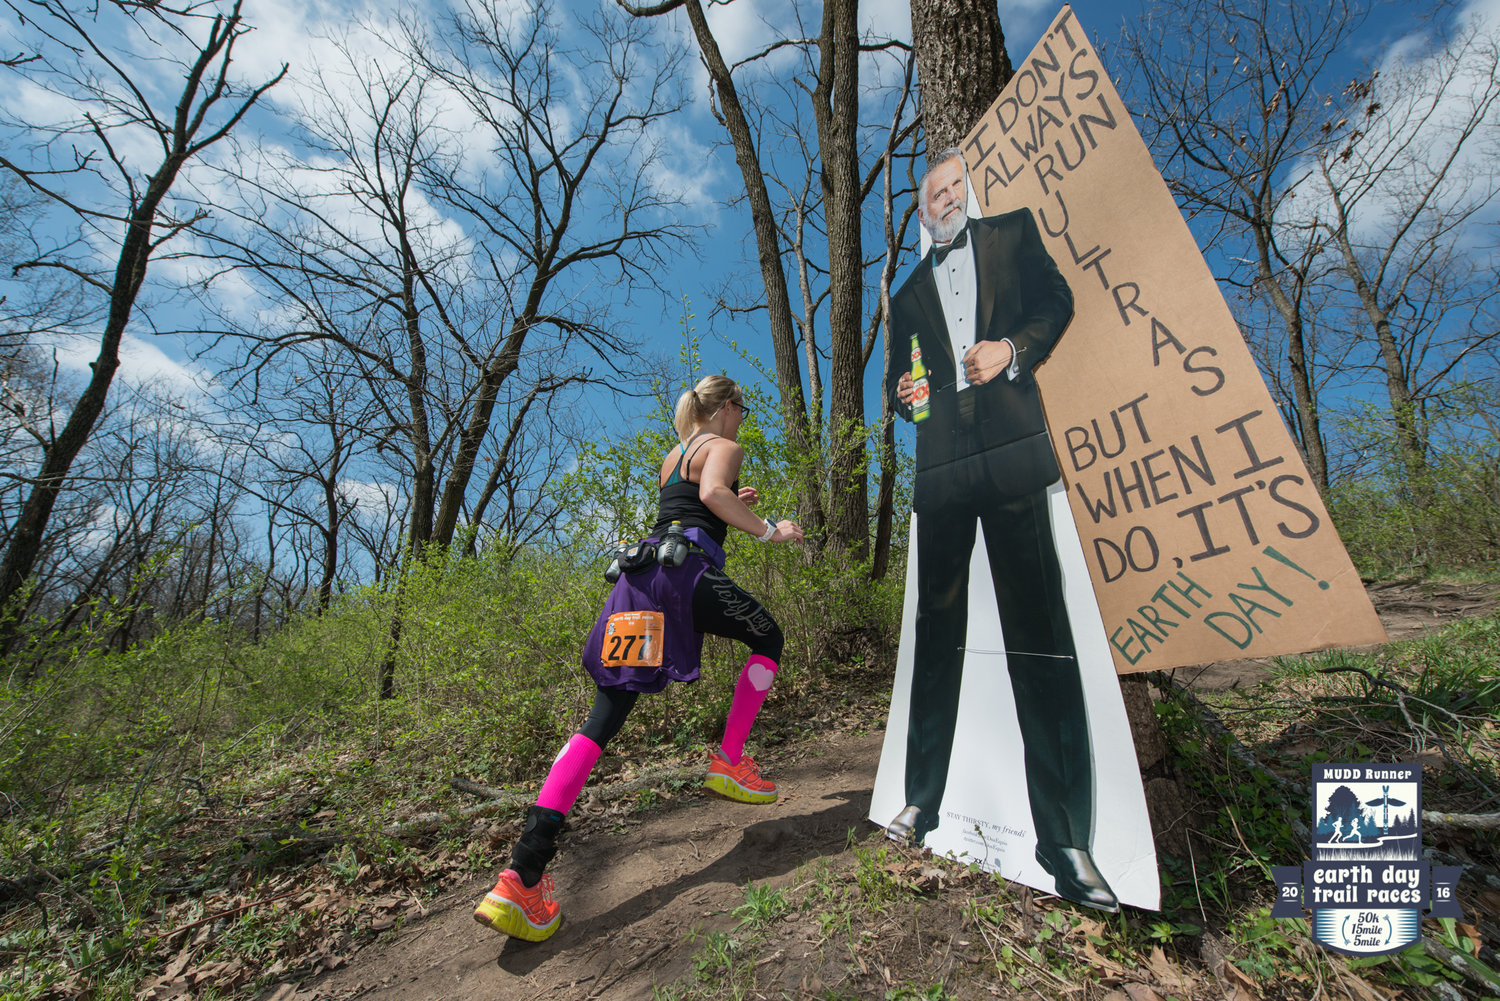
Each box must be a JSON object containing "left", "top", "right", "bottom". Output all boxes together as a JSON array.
[
  {"left": 908, "top": 0, "right": 1012, "bottom": 158},
  {"left": 1120, "top": 674, "right": 1190, "bottom": 858}
]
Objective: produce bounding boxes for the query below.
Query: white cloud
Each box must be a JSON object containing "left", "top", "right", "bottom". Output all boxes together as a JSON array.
[
  {"left": 231, "top": 0, "right": 391, "bottom": 107},
  {"left": 116, "top": 335, "right": 214, "bottom": 396},
  {"left": 995, "top": 0, "right": 1072, "bottom": 53},
  {"left": 339, "top": 477, "right": 400, "bottom": 516},
  {"left": 2, "top": 3, "right": 299, "bottom": 179},
  {"left": 230, "top": 0, "right": 502, "bottom": 184},
  {"left": 860, "top": 0, "right": 912, "bottom": 44},
  {"left": 704, "top": 1, "right": 795, "bottom": 69},
  {"left": 37, "top": 328, "right": 211, "bottom": 397},
  {"left": 0, "top": 77, "right": 89, "bottom": 140},
  {"left": 1279, "top": 0, "right": 1500, "bottom": 259},
  {"left": 636, "top": 116, "right": 723, "bottom": 218}
]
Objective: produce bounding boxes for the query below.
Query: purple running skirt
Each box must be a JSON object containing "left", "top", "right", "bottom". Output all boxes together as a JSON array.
[{"left": 582, "top": 530, "right": 725, "bottom": 693}]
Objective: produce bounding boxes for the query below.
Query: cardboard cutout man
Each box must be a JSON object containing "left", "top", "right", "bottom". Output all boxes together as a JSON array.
[{"left": 884, "top": 147, "right": 1116, "bottom": 911}]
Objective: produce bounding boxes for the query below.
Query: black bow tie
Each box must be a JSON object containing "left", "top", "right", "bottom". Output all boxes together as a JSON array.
[{"left": 932, "top": 226, "right": 969, "bottom": 265}]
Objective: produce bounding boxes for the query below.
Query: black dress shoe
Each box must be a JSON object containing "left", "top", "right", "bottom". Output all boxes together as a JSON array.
[
  {"left": 886, "top": 805, "right": 940, "bottom": 845},
  {"left": 1034, "top": 845, "right": 1119, "bottom": 912}
]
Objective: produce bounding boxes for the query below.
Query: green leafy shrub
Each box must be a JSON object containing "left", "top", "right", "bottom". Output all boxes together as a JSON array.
[{"left": 1329, "top": 386, "right": 1500, "bottom": 577}]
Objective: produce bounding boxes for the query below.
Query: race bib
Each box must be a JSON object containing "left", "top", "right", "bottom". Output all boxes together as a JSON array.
[{"left": 602, "top": 610, "right": 664, "bottom": 668}]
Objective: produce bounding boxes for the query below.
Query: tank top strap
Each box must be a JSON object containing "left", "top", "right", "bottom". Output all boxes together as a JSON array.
[{"left": 664, "top": 431, "right": 719, "bottom": 487}]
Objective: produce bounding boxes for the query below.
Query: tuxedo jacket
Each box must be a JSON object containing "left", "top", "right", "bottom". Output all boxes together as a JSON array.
[{"left": 887, "top": 209, "right": 1074, "bottom": 514}]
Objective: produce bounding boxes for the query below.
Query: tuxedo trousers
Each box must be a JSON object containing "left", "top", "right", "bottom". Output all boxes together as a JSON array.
[{"left": 906, "top": 463, "right": 1094, "bottom": 850}]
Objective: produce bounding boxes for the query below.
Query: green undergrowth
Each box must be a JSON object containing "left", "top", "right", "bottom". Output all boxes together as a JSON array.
[
  {"left": 655, "top": 607, "right": 1500, "bottom": 1001},
  {"left": 1327, "top": 396, "right": 1500, "bottom": 579},
  {"left": 3, "top": 545, "right": 1496, "bottom": 999},
  {"left": 0, "top": 535, "right": 903, "bottom": 1000},
  {"left": 1189, "top": 609, "right": 1500, "bottom": 818}
]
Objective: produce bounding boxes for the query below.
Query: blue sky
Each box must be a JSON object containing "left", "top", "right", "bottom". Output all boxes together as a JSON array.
[
  {"left": 3, "top": 0, "right": 1493, "bottom": 565},
  {"left": 2, "top": 0, "right": 1455, "bottom": 399}
]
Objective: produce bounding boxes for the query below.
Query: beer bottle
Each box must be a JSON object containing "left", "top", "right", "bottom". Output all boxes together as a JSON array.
[{"left": 910, "top": 334, "right": 930, "bottom": 423}]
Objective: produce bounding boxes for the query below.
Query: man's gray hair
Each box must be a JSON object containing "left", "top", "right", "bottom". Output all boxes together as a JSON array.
[{"left": 918, "top": 147, "right": 968, "bottom": 222}]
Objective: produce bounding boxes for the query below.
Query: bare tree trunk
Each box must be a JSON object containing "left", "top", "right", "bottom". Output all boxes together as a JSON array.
[
  {"left": 813, "top": 0, "right": 869, "bottom": 557},
  {"left": 620, "top": 0, "right": 827, "bottom": 545},
  {"left": 871, "top": 416, "right": 897, "bottom": 579},
  {"left": 871, "top": 56, "right": 920, "bottom": 580},
  {"left": 1319, "top": 161, "right": 1430, "bottom": 493},
  {"left": 398, "top": 246, "right": 438, "bottom": 549},
  {"left": 319, "top": 485, "right": 339, "bottom": 612},
  {"left": 380, "top": 575, "right": 404, "bottom": 700},
  {"left": 0, "top": 2, "right": 283, "bottom": 649},
  {"left": 0, "top": 295, "right": 129, "bottom": 633},
  {"left": 1252, "top": 226, "right": 1329, "bottom": 490},
  {"left": 430, "top": 337, "right": 519, "bottom": 547}
]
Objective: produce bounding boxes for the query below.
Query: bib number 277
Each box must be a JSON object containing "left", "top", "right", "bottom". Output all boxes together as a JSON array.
[{"left": 602, "top": 610, "right": 664, "bottom": 667}]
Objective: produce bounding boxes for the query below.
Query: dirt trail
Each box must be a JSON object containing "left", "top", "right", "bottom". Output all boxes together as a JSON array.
[
  {"left": 302, "top": 580, "right": 1498, "bottom": 1001},
  {"left": 310, "top": 734, "right": 883, "bottom": 1000}
]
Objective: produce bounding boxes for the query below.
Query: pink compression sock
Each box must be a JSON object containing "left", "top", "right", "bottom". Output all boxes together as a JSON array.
[
  {"left": 720, "top": 655, "right": 779, "bottom": 765},
  {"left": 535, "top": 733, "right": 603, "bottom": 813}
]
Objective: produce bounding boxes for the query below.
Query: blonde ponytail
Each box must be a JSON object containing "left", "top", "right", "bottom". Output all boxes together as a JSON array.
[{"left": 672, "top": 375, "right": 740, "bottom": 442}]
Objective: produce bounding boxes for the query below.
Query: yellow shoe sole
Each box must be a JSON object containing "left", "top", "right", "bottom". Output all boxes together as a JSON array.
[
  {"left": 703, "top": 772, "right": 777, "bottom": 804},
  {"left": 473, "top": 894, "right": 561, "bottom": 942}
]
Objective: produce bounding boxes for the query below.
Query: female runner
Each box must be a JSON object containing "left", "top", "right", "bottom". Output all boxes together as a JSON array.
[{"left": 474, "top": 375, "right": 804, "bottom": 942}]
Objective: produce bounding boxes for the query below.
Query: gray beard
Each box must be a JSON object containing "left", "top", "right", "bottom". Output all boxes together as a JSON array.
[{"left": 928, "top": 208, "right": 966, "bottom": 246}]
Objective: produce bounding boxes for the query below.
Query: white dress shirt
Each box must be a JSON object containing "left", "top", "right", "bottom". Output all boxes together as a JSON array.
[
  {"left": 932, "top": 231, "right": 977, "bottom": 391},
  {"left": 932, "top": 224, "right": 1019, "bottom": 387}
]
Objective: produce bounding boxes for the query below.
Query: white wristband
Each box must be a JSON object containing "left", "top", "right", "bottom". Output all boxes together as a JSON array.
[{"left": 757, "top": 519, "right": 777, "bottom": 542}]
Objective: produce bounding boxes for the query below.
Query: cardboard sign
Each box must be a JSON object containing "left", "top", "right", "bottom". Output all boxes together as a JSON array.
[{"left": 962, "top": 5, "right": 1385, "bottom": 672}]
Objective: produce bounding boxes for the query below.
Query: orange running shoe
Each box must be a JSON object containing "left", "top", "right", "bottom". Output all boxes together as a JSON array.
[
  {"left": 704, "top": 750, "right": 778, "bottom": 804},
  {"left": 473, "top": 869, "right": 561, "bottom": 942}
]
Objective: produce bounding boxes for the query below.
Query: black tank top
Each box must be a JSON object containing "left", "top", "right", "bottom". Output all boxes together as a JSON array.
[{"left": 651, "top": 432, "right": 736, "bottom": 546}]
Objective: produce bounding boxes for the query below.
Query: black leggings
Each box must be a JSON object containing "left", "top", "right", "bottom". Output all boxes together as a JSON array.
[
  {"left": 690, "top": 567, "right": 783, "bottom": 662},
  {"left": 579, "top": 567, "right": 783, "bottom": 747}
]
